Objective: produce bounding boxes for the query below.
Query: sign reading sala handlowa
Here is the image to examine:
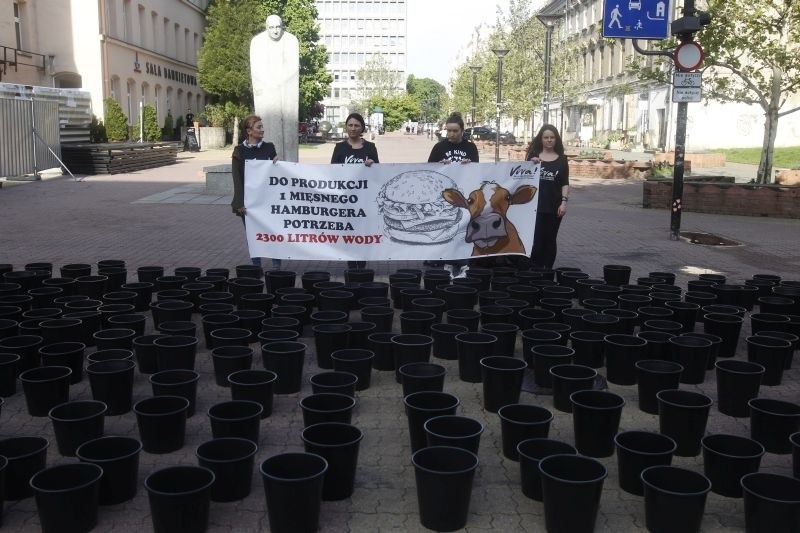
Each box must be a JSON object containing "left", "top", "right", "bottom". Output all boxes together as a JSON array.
[
  {"left": 603, "top": 0, "right": 673, "bottom": 40},
  {"left": 243, "top": 161, "right": 542, "bottom": 261}
]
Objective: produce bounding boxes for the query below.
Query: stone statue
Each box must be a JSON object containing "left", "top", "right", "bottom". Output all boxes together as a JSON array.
[{"left": 250, "top": 14, "right": 299, "bottom": 162}]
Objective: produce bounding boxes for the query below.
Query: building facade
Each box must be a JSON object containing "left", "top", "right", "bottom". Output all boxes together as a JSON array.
[
  {"left": 0, "top": 0, "right": 209, "bottom": 128},
  {"left": 314, "top": 0, "right": 407, "bottom": 127},
  {"left": 540, "top": 0, "right": 800, "bottom": 151}
]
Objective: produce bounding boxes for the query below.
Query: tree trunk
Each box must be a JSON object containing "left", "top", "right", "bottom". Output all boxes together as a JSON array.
[{"left": 756, "top": 67, "right": 783, "bottom": 184}]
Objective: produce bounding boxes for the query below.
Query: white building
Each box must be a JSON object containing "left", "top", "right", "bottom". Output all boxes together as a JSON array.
[
  {"left": 0, "top": 0, "right": 210, "bottom": 127},
  {"left": 314, "top": 0, "right": 408, "bottom": 127}
]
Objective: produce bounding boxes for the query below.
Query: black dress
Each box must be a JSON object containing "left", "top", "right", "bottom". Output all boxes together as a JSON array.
[{"left": 531, "top": 155, "right": 569, "bottom": 269}]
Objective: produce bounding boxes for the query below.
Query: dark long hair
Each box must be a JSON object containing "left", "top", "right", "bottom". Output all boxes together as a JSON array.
[
  {"left": 345, "top": 112, "right": 366, "bottom": 131},
  {"left": 525, "top": 124, "right": 565, "bottom": 159},
  {"left": 445, "top": 112, "right": 464, "bottom": 130}
]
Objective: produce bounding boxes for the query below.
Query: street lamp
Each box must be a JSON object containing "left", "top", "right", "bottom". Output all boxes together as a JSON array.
[
  {"left": 469, "top": 65, "right": 482, "bottom": 127},
  {"left": 536, "top": 12, "right": 561, "bottom": 126},
  {"left": 491, "top": 48, "right": 509, "bottom": 163}
]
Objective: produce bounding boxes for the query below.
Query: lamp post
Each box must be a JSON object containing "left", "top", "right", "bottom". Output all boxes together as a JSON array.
[
  {"left": 491, "top": 48, "right": 509, "bottom": 163},
  {"left": 469, "top": 65, "right": 482, "bottom": 127},
  {"left": 536, "top": 13, "right": 561, "bottom": 126}
]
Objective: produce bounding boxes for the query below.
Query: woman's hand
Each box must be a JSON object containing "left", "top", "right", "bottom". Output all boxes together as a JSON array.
[
  {"left": 460, "top": 158, "right": 472, "bottom": 164},
  {"left": 272, "top": 155, "right": 280, "bottom": 164},
  {"left": 528, "top": 157, "right": 541, "bottom": 163},
  {"left": 237, "top": 207, "right": 247, "bottom": 215},
  {"left": 364, "top": 158, "right": 374, "bottom": 167},
  {"left": 557, "top": 202, "right": 567, "bottom": 218}
]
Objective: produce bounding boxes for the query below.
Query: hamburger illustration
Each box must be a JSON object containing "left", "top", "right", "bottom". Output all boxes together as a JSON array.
[{"left": 376, "top": 170, "right": 464, "bottom": 244}]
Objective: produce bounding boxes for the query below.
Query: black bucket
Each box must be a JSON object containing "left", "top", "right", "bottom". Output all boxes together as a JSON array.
[
  {"left": 424, "top": 415, "right": 484, "bottom": 454},
  {"left": 614, "top": 430, "right": 676, "bottom": 496},
  {"left": 538, "top": 454, "right": 607, "bottom": 533},
  {"left": 392, "top": 333, "right": 434, "bottom": 383},
  {"left": 132, "top": 334, "right": 167, "bottom": 374},
  {"left": 19, "top": 365, "right": 72, "bottom": 417},
  {"left": 76, "top": 435, "right": 142, "bottom": 505},
  {"left": 366, "top": 332, "right": 397, "bottom": 371},
  {"left": 603, "top": 333, "right": 647, "bottom": 385},
  {"left": 570, "top": 390, "right": 625, "bottom": 457},
  {"left": 404, "top": 391, "right": 460, "bottom": 453},
  {"left": 635, "top": 359, "right": 684, "bottom": 415},
  {"left": 208, "top": 400, "right": 263, "bottom": 443},
  {"left": 430, "top": 323, "right": 468, "bottom": 360},
  {"left": 748, "top": 398, "right": 800, "bottom": 454},
  {"left": 703, "top": 312, "right": 743, "bottom": 358},
  {"left": 641, "top": 465, "right": 711, "bottom": 533},
  {"left": 145, "top": 465, "right": 215, "bottom": 533},
  {"left": 669, "top": 335, "right": 712, "bottom": 384},
  {"left": 701, "top": 433, "right": 765, "bottom": 498},
  {"left": 399, "top": 362, "right": 446, "bottom": 396},
  {"left": 29, "top": 463, "right": 103, "bottom": 533},
  {"left": 411, "top": 446, "right": 478, "bottom": 532},
  {"left": 517, "top": 438, "right": 577, "bottom": 501},
  {"left": 300, "top": 393, "right": 357, "bottom": 427},
  {"left": 360, "top": 306, "right": 394, "bottom": 333},
  {"left": 211, "top": 346, "right": 253, "bottom": 387},
  {"left": 569, "top": 330, "right": 606, "bottom": 368},
  {"left": 740, "top": 472, "right": 800, "bottom": 533},
  {"left": 261, "top": 341, "right": 306, "bottom": 394},
  {"left": 549, "top": 364, "right": 597, "bottom": 413},
  {"left": 86, "top": 359, "right": 135, "bottom": 415},
  {"left": 715, "top": 359, "right": 765, "bottom": 417},
  {"left": 301, "top": 422, "right": 363, "bottom": 501},
  {"left": 455, "top": 332, "right": 496, "bottom": 383},
  {"left": 195, "top": 437, "right": 258, "bottom": 502},
  {"left": 228, "top": 369, "right": 277, "bottom": 418},
  {"left": 0, "top": 436, "right": 49, "bottom": 500},
  {"left": 0, "top": 352, "right": 19, "bottom": 396},
  {"left": 312, "top": 323, "right": 351, "bottom": 370},
  {"left": 331, "top": 348, "right": 374, "bottom": 390},
  {"left": 153, "top": 334, "right": 198, "bottom": 371},
  {"left": 746, "top": 335, "right": 792, "bottom": 385},
  {"left": 259, "top": 452, "right": 327, "bottom": 533},
  {"left": 480, "top": 356, "right": 527, "bottom": 412},
  {"left": 309, "top": 371, "right": 358, "bottom": 397},
  {"left": 48, "top": 400, "right": 107, "bottom": 457},
  {"left": 149, "top": 369, "right": 199, "bottom": 418},
  {"left": 133, "top": 395, "right": 190, "bottom": 454},
  {"left": 657, "top": 389, "right": 713, "bottom": 457},
  {"left": 498, "top": 403, "right": 554, "bottom": 461},
  {"left": 38, "top": 341, "right": 85, "bottom": 384}
]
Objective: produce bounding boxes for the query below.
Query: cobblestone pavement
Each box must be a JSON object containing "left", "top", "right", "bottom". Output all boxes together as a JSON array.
[{"left": 0, "top": 132, "right": 798, "bottom": 532}]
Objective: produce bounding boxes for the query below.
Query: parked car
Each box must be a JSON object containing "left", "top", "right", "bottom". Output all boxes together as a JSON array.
[
  {"left": 499, "top": 131, "right": 517, "bottom": 144},
  {"left": 464, "top": 126, "right": 494, "bottom": 141}
]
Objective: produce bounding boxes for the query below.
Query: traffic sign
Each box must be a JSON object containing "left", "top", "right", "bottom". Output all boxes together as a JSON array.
[
  {"left": 673, "top": 87, "right": 702, "bottom": 102},
  {"left": 674, "top": 41, "right": 704, "bottom": 71},
  {"left": 602, "top": 0, "right": 673, "bottom": 40},
  {"left": 673, "top": 72, "right": 701, "bottom": 87}
]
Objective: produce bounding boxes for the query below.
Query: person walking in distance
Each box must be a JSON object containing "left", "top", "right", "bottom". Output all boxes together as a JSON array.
[
  {"left": 331, "top": 112, "right": 380, "bottom": 269},
  {"left": 525, "top": 124, "right": 570, "bottom": 270},
  {"left": 231, "top": 115, "right": 282, "bottom": 270},
  {"left": 426, "top": 112, "right": 479, "bottom": 278}
]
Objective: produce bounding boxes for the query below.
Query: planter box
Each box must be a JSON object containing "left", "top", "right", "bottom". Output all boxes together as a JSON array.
[
  {"left": 61, "top": 142, "right": 181, "bottom": 174},
  {"left": 654, "top": 152, "right": 726, "bottom": 168},
  {"left": 643, "top": 181, "right": 800, "bottom": 218}
]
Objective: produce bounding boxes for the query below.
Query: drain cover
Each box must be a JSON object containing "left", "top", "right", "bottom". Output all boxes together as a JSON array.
[{"left": 680, "top": 231, "right": 741, "bottom": 246}]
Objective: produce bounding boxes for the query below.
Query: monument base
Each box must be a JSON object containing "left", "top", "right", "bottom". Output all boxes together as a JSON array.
[{"left": 204, "top": 164, "right": 233, "bottom": 195}]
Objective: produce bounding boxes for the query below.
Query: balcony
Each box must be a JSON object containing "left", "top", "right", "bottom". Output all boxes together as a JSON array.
[{"left": 1, "top": 46, "right": 46, "bottom": 82}]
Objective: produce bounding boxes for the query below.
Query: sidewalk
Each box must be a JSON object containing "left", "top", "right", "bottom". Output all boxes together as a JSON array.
[{"left": 0, "top": 131, "right": 797, "bottom": 532}]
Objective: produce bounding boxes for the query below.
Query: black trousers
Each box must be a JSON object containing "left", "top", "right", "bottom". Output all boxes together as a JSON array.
[{"left": 531, "top": 211, "right": 562, "bottom": 270}]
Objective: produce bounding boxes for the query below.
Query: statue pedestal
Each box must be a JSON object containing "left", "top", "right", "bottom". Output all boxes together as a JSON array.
[{"left": 204, "top": 164, "right": 233, "bottom": 195}]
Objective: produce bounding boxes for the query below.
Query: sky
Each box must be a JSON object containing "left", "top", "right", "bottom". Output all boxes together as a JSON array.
[{"left": 406, "top": 0, "right": 512, "bottom": 87}]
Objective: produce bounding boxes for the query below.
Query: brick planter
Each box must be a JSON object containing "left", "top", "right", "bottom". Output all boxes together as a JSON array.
[
  {"left": 654, "top": 152, "right": 726, "bottom": 168},
  {"left": 643, "top": 180, "right": 800, "bottom": 219}
]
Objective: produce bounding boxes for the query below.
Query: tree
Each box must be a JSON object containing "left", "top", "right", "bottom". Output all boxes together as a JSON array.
[
  {"left": 406, "top": 76, "right": 448, "bottom": 124},
  {"left": 198, "top": 0, "right": 331, "bottom": 120},
  {"left": 103, "top": 97, "right": 128, "bottom": 142},
  {"left": 356, "top": 54, "right": 403, "bottom": 102},
  {"left": 367, "top": 94, "right": 420, "bottom": 131},
  {"left": 133, "top": 104, "right": 161, "bottom": 142},
  {"left": 630, "top": 1, "right": 800, "bottom": 183}
]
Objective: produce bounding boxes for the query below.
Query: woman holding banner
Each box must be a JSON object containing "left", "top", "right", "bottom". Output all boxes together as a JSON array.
[
  {"left": 231, "top": 115, "right": 282, "bottom": 270},
  {"left": 525, "top": 124, "right": 570, "bottom": 270},
  {"left": 331, "top": 112, "right": 380, "bottom": 269}
]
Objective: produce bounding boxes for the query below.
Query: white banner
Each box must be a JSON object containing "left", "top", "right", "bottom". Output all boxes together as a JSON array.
[{"left": 244, "top": 161, "right": 540, "bottom": 261}]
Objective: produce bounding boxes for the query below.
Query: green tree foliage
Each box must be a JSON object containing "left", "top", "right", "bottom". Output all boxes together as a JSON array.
[
  {"left": 406, "top": 76, "right": 448, "bottom": 124},
  {"left": 198, "top": 0, "right": 331, "bottom": 121},
  {"left": 356, "top": 54, "right": 403, "bottom": 101},
  {"left": 162, "top": 113, "right": 174, "bottom": 140},
  {"left": 132, "top": 104, "right": 161, "bottom": 142},
  {"left": 103, "top": 97, "right": 128, "bottom": 142},
  {"left": 630, "top": 0, "right": 800, "bottom": 183},
  {"left": 89, "top": 114, "right": 107, "bottom": 143},
  {"left": 367, "top": 94, "right": 420, "bottom": 131}
]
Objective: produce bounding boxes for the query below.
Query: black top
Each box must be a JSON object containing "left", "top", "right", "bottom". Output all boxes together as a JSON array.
[
  {"left": 536, "top": 156, "right": 570, "bottom": 214},
  {"left": 330, "top": 140, "right": 380, "bottom": 164},
  {"left": 230, "top": 141, "right": 277, "bottom": 214},
  {"left": 427, "top": 139, "right": 479, "bottom": 163}
]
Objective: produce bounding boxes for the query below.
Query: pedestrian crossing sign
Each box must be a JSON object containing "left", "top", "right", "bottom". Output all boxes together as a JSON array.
[{"left": 602, "top": 0, "right": 672, "bottom": 40}]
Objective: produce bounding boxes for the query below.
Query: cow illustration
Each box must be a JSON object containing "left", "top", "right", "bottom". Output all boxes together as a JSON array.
[{"left": 442, "top": 181, "right": 537, "bottom": 256}]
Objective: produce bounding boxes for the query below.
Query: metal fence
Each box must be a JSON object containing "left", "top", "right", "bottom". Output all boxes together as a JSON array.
[{"left": 0, "top": 97, "right": 60, "bottom": 179}]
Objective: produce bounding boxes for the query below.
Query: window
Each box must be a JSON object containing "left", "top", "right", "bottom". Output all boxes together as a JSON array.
[
  {"left": 174, "top": 23, "right": 180, "bottom": 59},
  {"left": 138, "top": 5, "right": 146, "bottom": 47},
  {"left": 185, "top": 28, "right": 191, "bottom": 62},
  {"left": 163, "top": 18, "right": 169, "bottom": 54},
  {"left": 154, "top": 85, "right": 161, "bottom": 120},
  {"left": 122, "top": 0, "right": 131, "bottom": 41},
  {"left": 126, "top": 80, "right": 135, "bottom": 125},
  {"left": 151, "top": 12, "right": 159, "bottom": 50},
  {"left": 13, "top": 1, "right": 23, "bottom": 49}
]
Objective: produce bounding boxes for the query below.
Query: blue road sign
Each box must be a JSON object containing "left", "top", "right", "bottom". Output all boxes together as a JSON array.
[{"left": 602, "top": 0, "right": 672, "bottom": 40}]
